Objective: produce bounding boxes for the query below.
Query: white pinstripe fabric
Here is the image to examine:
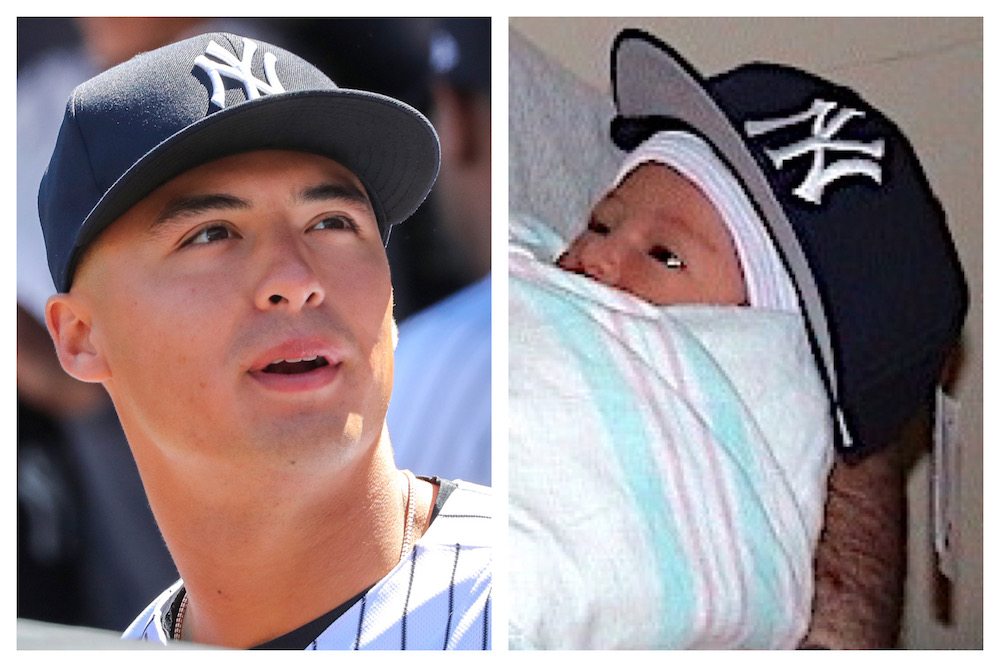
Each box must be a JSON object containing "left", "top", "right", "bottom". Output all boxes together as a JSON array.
[{"left": 122, "top": 481, "right": 492, "bottom": 650}]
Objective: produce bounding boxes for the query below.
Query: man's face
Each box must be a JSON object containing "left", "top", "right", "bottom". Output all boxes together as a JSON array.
[
  {"left": 557, "top": 163, "right": 747, "bottom": 306},
  {"left": 71, "top": 150, "right": 396, "bottom": 470}
]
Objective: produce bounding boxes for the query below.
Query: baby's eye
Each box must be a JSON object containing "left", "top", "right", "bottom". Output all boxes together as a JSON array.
[
  {"left": 312, "top": 215, "right": 359, "bottom": 232},
  {"left": 650, "top": 245, "right": 685, "bottom": 269},
  {"left": 587, "top": 219, "right": 611, "bottom": 235},
  {"left": 184, "top": 224, "right": 235, "bottom": 247}
]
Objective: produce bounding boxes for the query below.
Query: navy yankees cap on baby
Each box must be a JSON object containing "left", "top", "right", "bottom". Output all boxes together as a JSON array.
[
  {"left": 610, "top": 29, "right": 968, "bottom": 455},
  {"left": 39, "top": 32, "right": 441, "bottom": 293}
]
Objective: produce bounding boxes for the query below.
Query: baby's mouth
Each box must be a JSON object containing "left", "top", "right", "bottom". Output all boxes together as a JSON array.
[{"left": 262, "top": 356, "right": 330, "bottom": 375}]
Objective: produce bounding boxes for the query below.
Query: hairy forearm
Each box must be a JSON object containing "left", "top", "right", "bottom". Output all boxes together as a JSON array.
[{"left": 803, "top": 445, "right": 907, "bottom": 649}]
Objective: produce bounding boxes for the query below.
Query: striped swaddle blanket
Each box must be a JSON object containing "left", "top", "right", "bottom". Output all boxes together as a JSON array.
[{"left": 508, "top": 213, "right": 832, "bottom": 649}]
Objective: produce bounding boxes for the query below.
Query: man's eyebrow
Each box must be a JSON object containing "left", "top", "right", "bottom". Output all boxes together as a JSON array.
[
  {"left": 296, "top": 182, "right": 373, "bottom": 211},
  {"left": 153, "top": 193, "right": 251, "bottom": 228}
]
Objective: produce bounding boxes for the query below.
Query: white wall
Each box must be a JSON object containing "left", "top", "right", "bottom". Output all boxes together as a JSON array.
[{"left": 509, "top": 16, "right": 983, "bottom": 650}]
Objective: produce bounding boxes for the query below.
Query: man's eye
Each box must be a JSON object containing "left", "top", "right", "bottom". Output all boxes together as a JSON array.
[
  {"left": 312, "top": 215, "right": 358, "bottom": 232},
  {"left": 184, "top": 225, "right": 234, "bottom": 246},
  {"left": 650, "top": 245, "right": 685, "bottom": 269}
]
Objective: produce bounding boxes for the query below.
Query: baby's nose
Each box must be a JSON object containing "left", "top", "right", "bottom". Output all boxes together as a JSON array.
[{"left": 578, "top": 237, "right": 622, "bottom": 288}]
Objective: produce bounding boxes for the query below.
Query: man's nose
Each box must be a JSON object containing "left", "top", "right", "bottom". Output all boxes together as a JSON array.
[{"left": 254, "top": 233, "right": 325, "bottom": 312}]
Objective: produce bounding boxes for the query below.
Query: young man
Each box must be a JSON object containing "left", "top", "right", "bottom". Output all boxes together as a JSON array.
[{"left": 37, "top": 32, "right": 491, "bottom": 650}]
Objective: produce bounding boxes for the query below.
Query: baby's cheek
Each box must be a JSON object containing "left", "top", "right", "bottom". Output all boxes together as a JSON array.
[{"left": 704, "top": 264, "right": 747, "bottom": 304}]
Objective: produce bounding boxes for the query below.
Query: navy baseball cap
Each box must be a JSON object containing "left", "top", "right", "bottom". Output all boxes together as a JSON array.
[
  {"left": 610, "top": 29, "right": 968, "bottom": 455},
  {"left": 38, "top": 32, "right": 441, "bottom": 292}
]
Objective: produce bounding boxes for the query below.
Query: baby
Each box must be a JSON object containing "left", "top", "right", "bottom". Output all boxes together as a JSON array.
[
  {"left": 508, "top": 128, "right": 834, "bottom": 649},
  {"left": 509, "top": 28, "right": 967, "bottom": 651},
  {"left": 556, "top": 129, "right": 799, "bottom": 312}
]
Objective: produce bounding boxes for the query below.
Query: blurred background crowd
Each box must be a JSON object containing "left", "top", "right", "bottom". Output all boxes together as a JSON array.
[{"left": 17, "top": 17, "right": 491, "bottom": 632}]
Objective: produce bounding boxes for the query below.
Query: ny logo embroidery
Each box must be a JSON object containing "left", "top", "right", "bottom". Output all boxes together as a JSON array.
[
  {"left": 194, "top": 38, "right": 285, "bottom": 109},
  {"left": 744, "top": 98, "right": 885, "bottom": 205}
]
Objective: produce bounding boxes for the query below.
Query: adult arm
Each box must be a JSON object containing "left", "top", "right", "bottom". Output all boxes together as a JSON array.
[{"left": 801, "top": 443, "right": 907, "bottom": 649}]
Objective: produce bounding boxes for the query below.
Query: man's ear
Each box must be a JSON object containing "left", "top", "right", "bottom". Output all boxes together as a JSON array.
[{"left": 45, "top": 294, "right": 111, "bottom": 383}]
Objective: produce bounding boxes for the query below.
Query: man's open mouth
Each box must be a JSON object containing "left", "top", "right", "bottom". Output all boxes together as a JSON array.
[{"left": 261, "top": 356, "right": 331, "bottom": 375}]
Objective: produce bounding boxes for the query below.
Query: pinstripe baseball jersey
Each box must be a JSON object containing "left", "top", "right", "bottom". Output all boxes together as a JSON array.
[{"left": 122, "top": 478, "right": 492, "bottom": 649}]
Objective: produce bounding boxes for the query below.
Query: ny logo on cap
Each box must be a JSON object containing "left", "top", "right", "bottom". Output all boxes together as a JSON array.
[
  {"left": 194, "top": 37, "right": 285, "bottom": 109},
  {"left": 745, "top": 98, "right": 885, "bottom": 205}
]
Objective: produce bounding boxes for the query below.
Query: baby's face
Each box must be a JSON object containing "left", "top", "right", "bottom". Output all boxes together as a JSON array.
[{"left": 557, "top": 163, "right": 747, "bottom": 306}]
